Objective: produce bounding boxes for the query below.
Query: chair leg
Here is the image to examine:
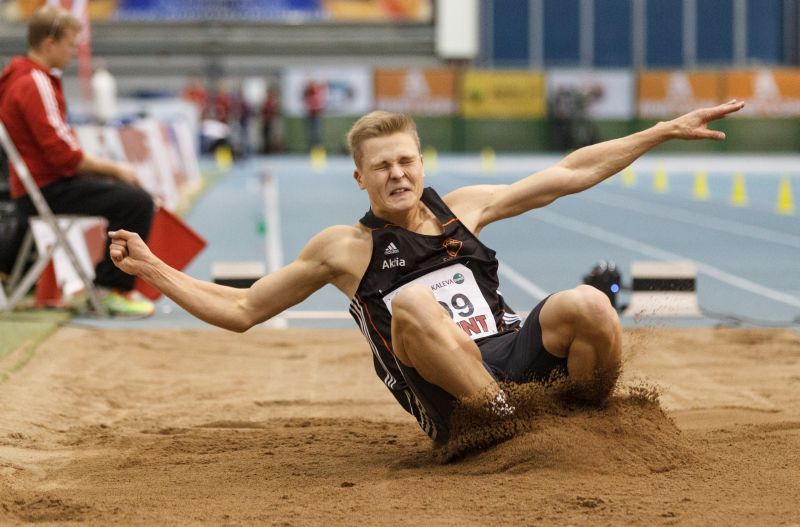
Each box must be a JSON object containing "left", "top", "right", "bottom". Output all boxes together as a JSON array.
[
  {"left": 6, "top": 227, "right": 33, "bottom": 292},
  {"left": 2, "top": 221, "right": 109, "bottom": 317},
  {"left": 3, "top": 242, "right": 56, "bottom": 311},
  {"left": 84, "top": 282, "right": 106, "bottom": 317},
  {"left": 56, "top": 218, "right": 107, "bottom": 317}
]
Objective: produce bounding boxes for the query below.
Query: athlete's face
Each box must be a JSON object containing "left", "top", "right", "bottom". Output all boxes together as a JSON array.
[
  {"left": 354, "top": 132, "right": 424, "bottom": 216},
  {"left": 46, "top": 28, "right": 78, "bottom": 70}
]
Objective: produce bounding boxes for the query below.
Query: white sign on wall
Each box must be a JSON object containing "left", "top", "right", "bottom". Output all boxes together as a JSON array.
[
  {"left": 282, "top": 66, "right": 373, "bottom": 117},
  {"left": 547, "top": 69, "right": 635, "bottom": 119}
]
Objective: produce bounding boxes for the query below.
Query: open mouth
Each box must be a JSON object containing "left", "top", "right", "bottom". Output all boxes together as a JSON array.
[{"left": 390, "top": 188, "right": 410, "bottom": 197}]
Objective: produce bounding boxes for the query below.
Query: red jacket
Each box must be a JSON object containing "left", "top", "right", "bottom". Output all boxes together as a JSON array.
[{"left": 0, "top": 56, "right": 83, "bottom": 198}]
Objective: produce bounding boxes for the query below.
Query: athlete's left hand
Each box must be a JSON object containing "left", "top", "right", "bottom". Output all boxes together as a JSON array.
[{"left": 667, "top": 99, "right": 745, "bottom": 141}]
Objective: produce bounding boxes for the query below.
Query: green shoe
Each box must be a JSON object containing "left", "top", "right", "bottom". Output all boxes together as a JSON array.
[{"left": 101, "top": 291, "right": 155, "bottom": 318}]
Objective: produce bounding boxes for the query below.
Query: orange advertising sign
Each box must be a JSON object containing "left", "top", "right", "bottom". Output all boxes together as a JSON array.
[
  {"left": 461, "top": 70, "right": 546, "bottom": 118},
  {"left": 637, "top": 71, "right": 723, "bottom": 118},
  {"left": 723, "top": 69, "right": 800, "bottom": 116},
  {"left": 11, "top": 0, "right": 118, "bottom": 20},
  {"left": 374, "top": 68, "right": 457, "bottom": 115},
  {"left": 323, "top": 0, "right": 432, "bottom": 21}
]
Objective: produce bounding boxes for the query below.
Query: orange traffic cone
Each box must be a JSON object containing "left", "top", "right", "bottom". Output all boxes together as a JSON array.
[{"left": 34, "top": 261, "right": 64, "bottom": 308}]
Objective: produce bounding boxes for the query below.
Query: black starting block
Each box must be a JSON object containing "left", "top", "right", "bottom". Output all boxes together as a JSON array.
[{"left": 211, "top": 261, "right": 265, "bottom": 289}]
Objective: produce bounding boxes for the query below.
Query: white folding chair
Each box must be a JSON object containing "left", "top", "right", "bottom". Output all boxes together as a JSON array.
[{"left": 0, "top": 119, "right": 107, "bottom": 316}]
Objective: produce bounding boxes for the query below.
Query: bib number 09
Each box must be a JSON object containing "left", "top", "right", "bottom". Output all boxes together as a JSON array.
[{"left": 438, "top": 293, "right": 474, "bottom": 319}]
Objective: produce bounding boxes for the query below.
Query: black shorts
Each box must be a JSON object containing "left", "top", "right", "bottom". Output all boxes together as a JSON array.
[{"left": 396, "top": 296, "right": 568, "bottom": 443}]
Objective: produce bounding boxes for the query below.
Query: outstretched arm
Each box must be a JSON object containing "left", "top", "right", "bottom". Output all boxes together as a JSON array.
[
  {"left": 446, "top": 100, "right": 745, "bottom": 233},
  {"left": 109, "top": 228, "right": 341, "bottom": 332}
]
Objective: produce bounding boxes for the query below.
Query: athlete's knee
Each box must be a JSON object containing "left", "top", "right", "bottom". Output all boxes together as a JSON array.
[
  {"left": 544, "top": 285, "right": 621, "bottom": 369},
  {"left": 392, "top": 284, "right": 443, "bottom": 322},
  {"left": 391, "top": 284, "right": 473, "bottom": 365},
  {"left": 572, "top": 284, "right": 617, "bottom": 322},
  {"left": 548, "top": 288, "right": 620, "bottom": 399},
  {"left": 559, "top": 285, "right": 620, "bottom": 340}
]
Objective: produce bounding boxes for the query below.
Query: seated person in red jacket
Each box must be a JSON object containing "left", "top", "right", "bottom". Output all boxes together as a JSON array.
[{"left": 0, "top": 5, "right": 154, "bottom": 316}]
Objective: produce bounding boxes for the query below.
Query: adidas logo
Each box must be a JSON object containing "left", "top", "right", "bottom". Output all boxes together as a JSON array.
[{"left": 384, "top": 242, "right": 399, "bottom": 255}]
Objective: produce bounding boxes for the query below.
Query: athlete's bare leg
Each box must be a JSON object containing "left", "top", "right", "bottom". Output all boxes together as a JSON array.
[
  {"left": 391, "top": 284, "right": 497, "bottom": 399},
  {"left": 539, "top": 284, "right": 622, "bottom": 395}
]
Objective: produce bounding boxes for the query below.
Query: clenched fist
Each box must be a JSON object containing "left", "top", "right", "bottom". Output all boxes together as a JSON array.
[{"left": 109, "top": 229, "right": 158, "bottom": 277}]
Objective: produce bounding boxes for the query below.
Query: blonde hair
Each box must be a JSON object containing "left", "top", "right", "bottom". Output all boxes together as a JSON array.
[
  {"left": 346, "top": 111, "right": 420, "bottom": 167},
  {"left": 28, "top": 6, "right": 82, "bottom": 49}
]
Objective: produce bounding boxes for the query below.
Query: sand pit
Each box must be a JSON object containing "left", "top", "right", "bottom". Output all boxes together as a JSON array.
[{"left": 1, "top": 326, "right": 799, "bottom": 525}]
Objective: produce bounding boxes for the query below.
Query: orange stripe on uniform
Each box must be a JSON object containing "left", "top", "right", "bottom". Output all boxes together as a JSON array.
[{"left": 440, "top": 218, "right": 458, "bottom": 228}]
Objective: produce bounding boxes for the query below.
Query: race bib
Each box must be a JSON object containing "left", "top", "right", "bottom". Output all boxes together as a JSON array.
[{"left": 382, "top": 263, "right": 497, "bottom": 340}]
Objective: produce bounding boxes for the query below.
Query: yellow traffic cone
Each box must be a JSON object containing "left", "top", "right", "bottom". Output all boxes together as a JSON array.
[
  {"left": 653, "top": 164, "right": 668, "bottom": 193},
  {"left": 480, "top": 147, "right": 495, "bottom": 174},
  {"left": 730, "top": 173, "right": 748, "bottom": 207},
  {"left": 423, "top": 146, "right": 438, "bottom": 173},
  {"left": 621, "top": 166, "right": 636, "bottom": 188},
  {"left": 776, "top": 177, "right": 795, "bottom": 215},
  {"left": 214, "top": 144, "right": 233, "bottom": 171},
  {"left": 692, "top": 169, "right": 709, "bottom": 200},
  {"left": 310, "top": 145, "right": 327, "bottom": 171}
]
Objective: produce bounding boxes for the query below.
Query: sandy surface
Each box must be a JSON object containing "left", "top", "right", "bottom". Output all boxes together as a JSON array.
[{"left": 1, "top": 326, "right": 799, "bottom": 525}]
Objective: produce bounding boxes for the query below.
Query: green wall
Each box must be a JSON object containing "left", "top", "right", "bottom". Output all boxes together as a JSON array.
[
  {"left": 283, "top": 116, "right": 358, "bottom": 154},
  {"left": 281, "top": 116, "right": 800, "bottom": 154}
]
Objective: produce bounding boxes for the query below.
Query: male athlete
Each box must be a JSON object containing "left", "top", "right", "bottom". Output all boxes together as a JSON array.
[{"left": 109, "top": 100, "right": 744, "bottom": 445}]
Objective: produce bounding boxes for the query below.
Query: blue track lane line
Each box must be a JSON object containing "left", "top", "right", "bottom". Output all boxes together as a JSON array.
[{"left": 497, "top": 261, "right": 550, "bottom": 301}]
